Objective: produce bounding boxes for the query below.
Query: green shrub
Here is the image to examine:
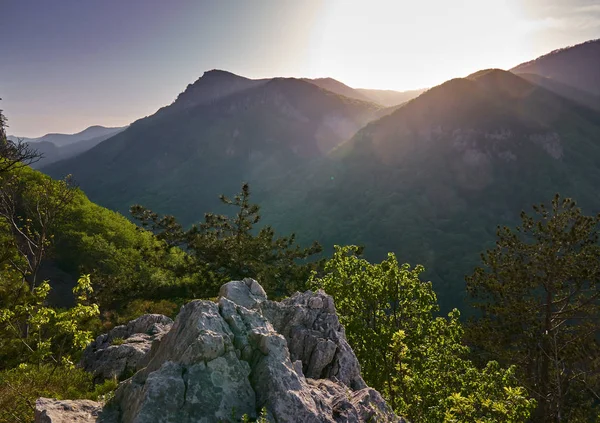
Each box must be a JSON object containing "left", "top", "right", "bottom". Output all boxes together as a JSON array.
[{"left": 0, "top": 364, "right": 117, "bottom": 423}]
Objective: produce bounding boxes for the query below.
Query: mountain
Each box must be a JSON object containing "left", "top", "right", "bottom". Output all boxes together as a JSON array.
[
  {"left": 25, "top": 130, "right": 126, "bottom": 169},
  {"left": 43, "top": 71, "right": 385, "bottom": 225},
  {"left": 512, "top": 39, "right": 600, "bottom": 96},
  {"left": 304, "top": 78, "right": 375, "bottom": 102},
  {"left": 356, "top": 88, "right": 427, "bottom": 106},
  {"left": 305, "top": 77, "right": 426, "bottom": 106},
  {"left": 260, "top": 69, "right": 600, "bottom": 312},
  {"left": 9, "top": 125, "right": 126, "bottom": 147},
  {"left": 153, "top": 69, "right": 269, "bottom": 118}
]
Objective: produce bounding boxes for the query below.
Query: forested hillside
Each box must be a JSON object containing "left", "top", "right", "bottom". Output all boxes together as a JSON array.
[
  {"left": 261, "top": 69, "right": 600, "bottom": 312},
  {"left": 44, "top": 74, "right": 384, "bottom": 225}
]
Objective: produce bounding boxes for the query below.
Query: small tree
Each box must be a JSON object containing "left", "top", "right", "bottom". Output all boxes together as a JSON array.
[
  {"left": 131, "top": 183, "right": 322, "bottom": 297},
  {"left": 0, "top": 102, "right": 41, "bottom": 174},
  {"left": 466, "top": 195, "right": 600, "bottom": 422},
  {"left": 0, "top": 274, "right": 99, "bottom": 370},
  {"left": 0, "top": 172, "right": 76, "bottom": 291},
  {"left": 311, "top": 245, "right": 535, "bottom": 422}
]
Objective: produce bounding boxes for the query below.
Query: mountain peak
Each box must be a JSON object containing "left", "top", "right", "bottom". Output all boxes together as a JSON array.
[
  {"left": 158, "top": 70, "right": 267, "bottom": 115},
  {"left": 467, "top": 68, "right": 533, "bottom": 97},
  {"left": 200, "top": 69, "right": 244, "bottom": 79}
]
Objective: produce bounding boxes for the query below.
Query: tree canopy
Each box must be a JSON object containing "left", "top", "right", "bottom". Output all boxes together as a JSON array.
[
  {"left": 467, "top": 195, "right": 600, "bottom": 422},
  {"left": 311, "top": 245, "right": 535, "bottom": 422}
]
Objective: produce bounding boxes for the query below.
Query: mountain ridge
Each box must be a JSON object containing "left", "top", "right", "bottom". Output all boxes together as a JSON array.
[
  {"left": 9, "top": 125, "right": 127, "bottom": 147},
  {"left": 43, "top": 74, "right": 385, "bottom": 224},
  {"left": 511, "top": 39, "right": 600, "bottom": 96},
  {"left": 260, "top": 69, "right": 600, "bottom": 312}
]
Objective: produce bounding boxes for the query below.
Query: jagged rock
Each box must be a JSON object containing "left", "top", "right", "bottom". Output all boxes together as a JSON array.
[
  {"left": 38, "top": 279, "right": 404, "bottom": 422},
  {"left": 218, "top": 277, "right": 267, "bottom": 309},
  {"left": 35, "top": 398, "right": 102, "bottom": 423},
  {"left": 81, "top": 314, "right": 173, "bottom": 382},
  {"left": 259, "top": 290, "right": 366, "bottom": 389}
]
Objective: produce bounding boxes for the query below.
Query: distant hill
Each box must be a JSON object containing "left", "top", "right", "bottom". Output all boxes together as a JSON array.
[
  {"left": 9, "top": 125, "right": 126, "bottom": 147},
  {"left": 260, "top": 69, "right": 600, "bottom": 312},
  {"left": 28, "top": 130, "right": 126, "bottom": 169},
  {"left": 304, "top": 78, "right": 375, "bottom": 102},
  {"left": 512, "top": 39, "right": 600, "bottom": 96},
  {"left": 305, "top": 77, "right": 426, "bottom": 106},
  {"left": 356, "top": 87, "right": 427, "bottom": 106},
  {"left": 43, "top": 72, "right": 385, "bottom": 225}
]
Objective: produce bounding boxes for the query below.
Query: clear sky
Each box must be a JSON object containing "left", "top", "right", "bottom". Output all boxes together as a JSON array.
[{"left": 2, "top": 0, "right": 600, "bottom": 137}]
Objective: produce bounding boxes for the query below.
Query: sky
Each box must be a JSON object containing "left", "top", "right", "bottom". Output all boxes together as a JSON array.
[{"left": 2, "top": 0, "right": 600, "bottom": 137}]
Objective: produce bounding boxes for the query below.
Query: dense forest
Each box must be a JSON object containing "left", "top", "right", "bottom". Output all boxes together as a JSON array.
[{"left": 2, "top": 105, "right": 600, "bottom": 422}]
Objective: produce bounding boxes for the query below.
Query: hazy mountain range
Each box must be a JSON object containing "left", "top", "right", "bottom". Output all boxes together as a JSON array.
[
  {"left": 8, "top": 125, "right": 126, "bottom": 168},
  {"left": 42, "top": 38, "right": 600, "bottom": 311},
  {"left": 43, "top": 72, "right": 408, "bottom": 220}
]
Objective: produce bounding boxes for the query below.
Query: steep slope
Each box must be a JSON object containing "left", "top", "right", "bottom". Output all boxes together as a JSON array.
[
  {"left": 43, "top": 74, "right": 384, "bottom": 225},
  {"left": 261, "top": 69, "right": 600, "bottom": 312},
  {"left": 512, "top": 39, "right": 600, "bottom": 95},
  {"left": 518, "top": 73, "right": 600, "bottom": 111},
  {"left": 356, "top": 87, "right": 427, "bottom": 106},
  {"left": 152, "top": 69, "right": 269, "bottom": 118},
  {"left": 9, "top": 125, "right": 126, "bottom": 147},
  {"left": 4, "top": 166, "right": 175, "bottom": 308}
]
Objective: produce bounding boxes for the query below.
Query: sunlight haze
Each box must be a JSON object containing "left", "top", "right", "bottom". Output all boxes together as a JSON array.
[{"left": 2, "top": 0, "right": 599, "bottom": 136}]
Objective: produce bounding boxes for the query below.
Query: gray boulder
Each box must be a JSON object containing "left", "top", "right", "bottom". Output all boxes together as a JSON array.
[
  {"left": 38, "top": 279, "right": 405, "bottom": 422},
  {"left": 81, "top": 314, "right": 173, "bottom": 382},
  {"left": 218, "top": 277, "right": 267, "bottom": 309},
  {"left": 35, "top": 398, "right": 102, "bottom": 423}
]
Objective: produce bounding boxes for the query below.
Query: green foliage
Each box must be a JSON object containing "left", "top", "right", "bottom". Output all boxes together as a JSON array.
[
  {"left": 0, "top": 167, "right": 75, "bottom": 290},
  {"left": 0, "top": 274, "right": 99, "bottom": 370},
  {"left": 131, "top": 182, "right": 322, "bottom": 298},
  {"left": 113, "top": 299, "right": 180, "bottom": 324},
  {"left": 0, "top": 364, "right": 117, "bottom": 423},
  {"left": 312, "top": 245, "right": 535, "bottom": 422},
  {"left": 240, "top": 407, "right": 269, "bottom": 423},
  {"left": 54, "top": 183, "right": 201, "bottom": 307},
  {"left": 0, "top": 164, "right": 201, "bottom": 311},
  {"left": 467, "top": 195, "right": 600, "bottom": 422}
]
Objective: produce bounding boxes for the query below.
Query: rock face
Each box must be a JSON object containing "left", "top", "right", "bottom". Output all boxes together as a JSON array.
[
  {"left": 37, "top": 279, "right": 404, "bottom": 423},
  {"left": 81, "top": 314, "right": 173, "bottom": 382},
  {"left": 35, "top": 398, "right": 102, "bottom": 423}
]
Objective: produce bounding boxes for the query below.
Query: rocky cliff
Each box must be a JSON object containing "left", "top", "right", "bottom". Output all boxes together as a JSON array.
[{"left": 36, "top": 279, "right": 405, "bottom": 422}]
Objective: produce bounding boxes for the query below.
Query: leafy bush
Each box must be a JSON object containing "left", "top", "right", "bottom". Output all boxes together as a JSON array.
[{"left": 311, "top": 245, "right": 536, "bottom": 422}]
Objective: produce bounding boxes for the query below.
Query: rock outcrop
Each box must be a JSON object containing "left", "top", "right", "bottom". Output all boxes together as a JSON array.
[
  {"left": 81, "top": 314, "right": 173, "bottom": 382},
  {"left": 37, "top": 279, "right": 404, "bottom": 423},
  {"left": 35, "top": 398, "right": 102, "bottom": 423}
]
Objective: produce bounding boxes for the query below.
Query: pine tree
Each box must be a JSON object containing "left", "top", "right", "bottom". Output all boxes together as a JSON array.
[
  {"left": 466, "top": 194, "right": 600, "bottom": 422},
  {"left": 131, "top": 183, "right": 322, "bottom": 297}
]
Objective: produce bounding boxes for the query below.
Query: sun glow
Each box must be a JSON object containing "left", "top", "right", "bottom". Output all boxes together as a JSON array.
[{"left": 307, "top": 0, "right": 535, "bottom": 90}]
